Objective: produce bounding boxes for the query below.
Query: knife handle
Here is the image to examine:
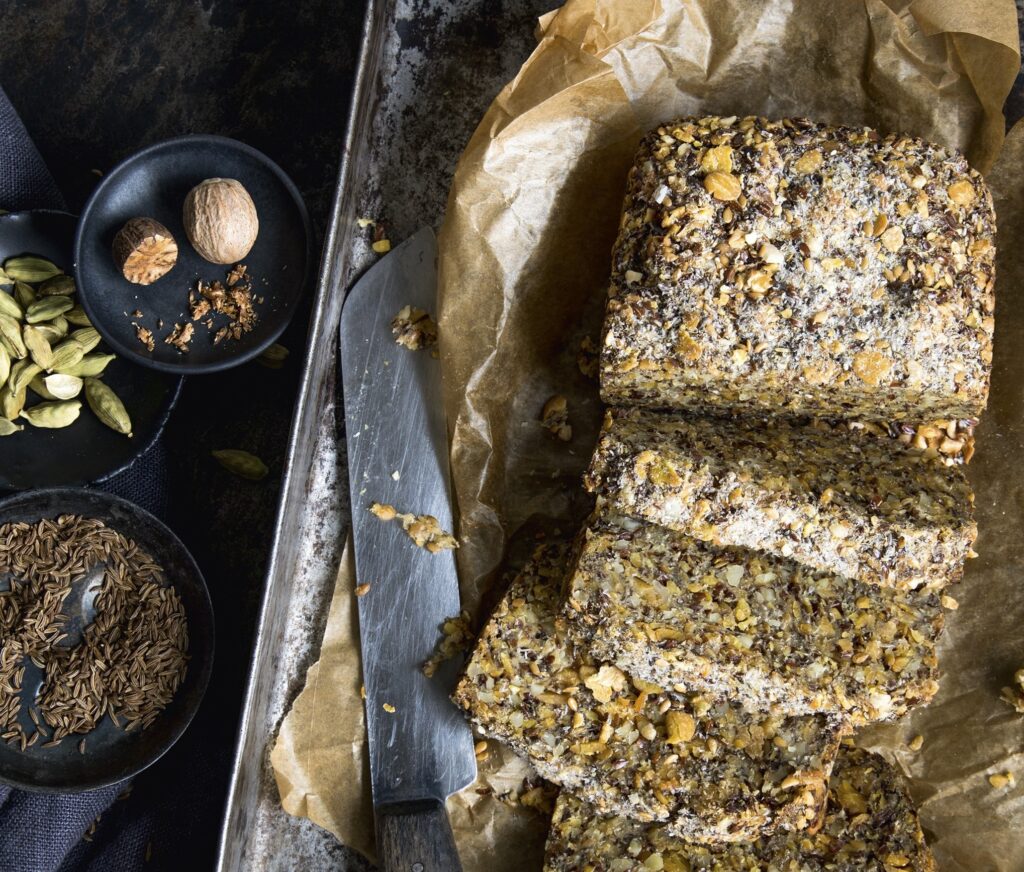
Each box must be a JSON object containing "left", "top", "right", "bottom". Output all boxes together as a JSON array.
[{"left": 375, "top": 798, "right": 463, "bottom": 872}]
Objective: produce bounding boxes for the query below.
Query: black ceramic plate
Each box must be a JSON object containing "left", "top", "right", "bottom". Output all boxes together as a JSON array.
[
  {"left": 0, "top": 488, "right": 214, "bottom": 792},
  {"left": 73, "top": 135, "right": 313, "bottom": 374},
  {"left": 0, "top": 211, "right": 182, "bottom": 491}
]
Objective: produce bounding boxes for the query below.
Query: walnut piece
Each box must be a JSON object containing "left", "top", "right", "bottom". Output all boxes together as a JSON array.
[
  {"left": 541, "top": 394, "right": 572, "bottom": 441},
  {"left": 391, "top": 305, "right": 438, "bottom": 351},
  {"left": 1001, "top": 668, "right": 1024, "bottom": 714}
]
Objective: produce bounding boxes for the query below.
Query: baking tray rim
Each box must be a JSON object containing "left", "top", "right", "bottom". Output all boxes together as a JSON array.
[{"left": 214, "top": 0, "right": 388, "bottom": 867}]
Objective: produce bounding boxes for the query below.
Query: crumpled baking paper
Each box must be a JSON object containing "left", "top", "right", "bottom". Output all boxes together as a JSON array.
[{"left": 271, "top": 1, "right": 1022, "bottom": 868}]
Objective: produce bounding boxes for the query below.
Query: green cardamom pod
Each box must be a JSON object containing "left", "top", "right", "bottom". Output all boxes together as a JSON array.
[
  {"left": 35, "top": 323, "right": 63, "bottom": 344},
  {"left": 13, "top": 281, "right": 35, "bottom": 310},
  {"left": 211, "top": 449, "right": 268, "bottom": 481},
  {"left": 25, "top": 296, "right": 73, "bottom": 324},
  {"left": 0, "top": 267, "right": 10, "bottom": 286},
  {"left": 84, "top": 378, "right": 132, "bottom": 436},
  {"left": 3, "top": 256, "right": 62, "bottom": 283},
  {"left": 64, "top": 306, "right": 92, "bottom": 327},
  {"left": 70, "top": 327, "right": 101, "bottom": 353},
  {"left": 37, "top": 274, "right": 76, "bottom": 297},
  {"left": 0, "top": 383, "right": 25, "bottom": 420},
  {"left": 0, "top": 417, "right": 22, "bottom": 436},
  {"left": 31, "top": 372, "right": 82, "bottom": 401},
  {"left": 57, "top": 352, "right": 115, "bottom": 377},
  {"left": 257, "top": 343, "right": 290, "bottom": 369},
  {"left": 49, "top": 340, "right": 87, "bottom": 373},
  {"left": 9, "top": 359, "right": 41, "bottom": 395},
  {"left": 20, "top": 399, "right": 80, "bottom": 429},
  {"left": 0, "top": 343, "right": 9, "bottom": 389},
  {"left": 0, "top": 314, "right": 26, "bottom": 358},
  {"left": 0, "top": 291, "right": 22, "bottom": 321},
  {"left": 22, "top": 325, "right": 53, "bottom": 370}
]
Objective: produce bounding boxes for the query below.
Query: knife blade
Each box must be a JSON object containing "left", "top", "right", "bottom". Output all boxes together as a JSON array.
[{"left": 339, "top": 226, "right": 476, "bottom": 872}]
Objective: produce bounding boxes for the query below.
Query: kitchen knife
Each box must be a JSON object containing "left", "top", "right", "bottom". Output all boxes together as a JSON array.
[{"left": 339, "top": 227, "right": 476, "bottom": 872}]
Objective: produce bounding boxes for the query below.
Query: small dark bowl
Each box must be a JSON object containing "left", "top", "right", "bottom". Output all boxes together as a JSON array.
[
  {"left": 0, "top": 488, "right": 214, "bottom": 792},
  {"left": 0, "top": 210, "right": 183, "bottom": 491},
  {"left": 73, "top": 134, "right": 313, "bottom": 374}
]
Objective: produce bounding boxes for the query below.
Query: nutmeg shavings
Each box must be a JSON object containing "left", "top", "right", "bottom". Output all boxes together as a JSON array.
[
  {"left": 192, "top": 263, "right": 259, "bottom": 345},
  {"left": 164, "top": 322, "right": 194, "bottom": 352},
  {"left": 133, "top": 323, "right": 155, "bottom": 352},
  {"left": 391, "top": 305, "right": 438, "bottom": 351}
]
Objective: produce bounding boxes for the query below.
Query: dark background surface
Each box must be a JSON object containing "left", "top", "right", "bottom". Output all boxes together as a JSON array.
[{"left": 0, "top": 0, "right": 368, "bottom": 868}]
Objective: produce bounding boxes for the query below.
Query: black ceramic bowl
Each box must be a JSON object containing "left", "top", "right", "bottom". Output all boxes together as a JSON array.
[
  {"left": 0, "top": 211, "right": 183, "bottom": 491},
  {"left": 73, "top": 135, "right": 313, "bottom": 374},
  {"left": 0, "top": 488, "right": 214, "bottom": 792}
]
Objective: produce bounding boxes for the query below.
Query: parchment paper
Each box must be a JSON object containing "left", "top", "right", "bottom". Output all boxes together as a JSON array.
[{"left": 271, "top": 1, "right": 1022, "bottom": 868}]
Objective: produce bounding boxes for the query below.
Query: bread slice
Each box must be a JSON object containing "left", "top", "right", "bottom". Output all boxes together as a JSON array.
[
  {"left": 564, "top": 510, "right": 945, "bottom": 724},
  {"left": 543, "top": 746, "right": 936, "bottom": 871},
  {"left": 453, "top": 541, "right": 845, "bottom": 843},
  {"left": 585, "top": 407, "right": 976, "bottom": 591},
  {"left": 600, "top": 115, "right": 995, "bottom": 423}
]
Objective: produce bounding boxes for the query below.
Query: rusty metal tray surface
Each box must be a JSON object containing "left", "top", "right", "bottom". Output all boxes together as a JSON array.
[{"left": 216, "top": 1, "right": 551, "bottom": 868}]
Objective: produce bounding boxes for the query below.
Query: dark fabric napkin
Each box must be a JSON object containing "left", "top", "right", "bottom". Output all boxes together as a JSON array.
[{"left": 0, "top": 86, "right": 179, "bottom": 872}]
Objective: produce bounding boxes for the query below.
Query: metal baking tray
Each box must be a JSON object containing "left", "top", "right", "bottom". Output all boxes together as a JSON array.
[{"left": 216, "top": 1, "right": 551, "bottom": 868}]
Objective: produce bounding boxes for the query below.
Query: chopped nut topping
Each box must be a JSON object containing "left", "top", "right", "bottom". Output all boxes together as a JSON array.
[
  {"left": 907, "top": 734, "right": 924, "bottom": 752},
  {"left": 1000, "top": 668, "right": 1024, "bottom": 714},
  {"left": 370, "top": 502, "right": 458, "bottom": 552},
  {"left": 390, "top": 305, "right": 438, "bottom": 351},
  {"left": 577, "top": 336, "right": 599, "bottom": 379},
  {"left": 988, "top": 772, "right": 1015, "bottom": 790},
  {"left": 541, "top": 395, "right": 572, "bottom": 441},
  {"left": 354, "top": 583, "right": 371, "bottom": 597},
  {"left": 422, "top": 611, "right": 472, "bottom": 677},
  {"left": 582, "top": 664, "right": 627, "bottom": 703},
  {"left": 369, "top": 502, "right": 397, "bottom": 521},
  {"left": 382, "top": 703, "right": 396, "bottom": 713}
]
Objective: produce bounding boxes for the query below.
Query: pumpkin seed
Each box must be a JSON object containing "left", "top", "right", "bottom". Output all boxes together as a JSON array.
[
  {"left": 31, "top": 373, "right": 82, "bottom": 401},
  {"left": 13, "top": 281, "right": 35, "bottom": 310},
  {"left": 64, "top": 306, "right": 92, "bottom": 327},
  {"left": 37, "top": 274, "right": 76, "bottom": 297},
  {"left": 0, "top": 417, "right": 21, "bottom": 436},
  {"left": 0, "top": 383, "right": 25, "bottom": 420},
  {"left": 211, "top": 449, "right": 268, "bottom": 481},
  {"left": 25, "top": 296, "right": 73, "bottom": 324},
  {"left": 85, "top": 378, "right": 132, "bottom": 436},
  {"left": 0, "top": 314, "right": 26, "bottom": 358},
  {"left": 22, "top": 325, "right": 53, "bottom": 370},
  {"left": 70, "top": 327, "right": 101, "bottom": 353},
  {"left": 20, "top": 400, "right": 80, "bottom": 429},
  {"left": 56, "top": 352, "right": 115, "bottom": 377},
  {"left": 49, "top": 340, "right": 86, "bottom": 373},
  {"left": 3, "top": 256, "right": 62, "bottom": 283},
  {"left": 0, "top": 291, "right": 21, "bottom": 320}
]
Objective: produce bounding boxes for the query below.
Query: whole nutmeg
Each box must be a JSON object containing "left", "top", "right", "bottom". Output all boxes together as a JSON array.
[{"left": 182, "top": 178, "right": 259, "bottom": 264}]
